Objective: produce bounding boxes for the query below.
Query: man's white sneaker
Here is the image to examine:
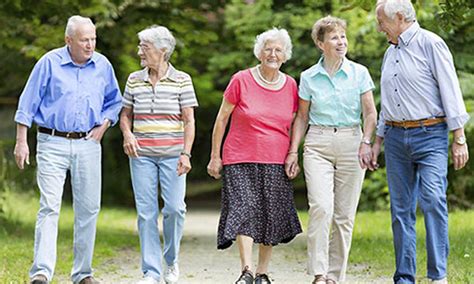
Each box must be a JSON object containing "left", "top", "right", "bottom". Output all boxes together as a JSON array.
[
  {"left": 164, "top": 263, "right": 179, "bottom": 284},
  {"left": 136, "top": 276, "right": 159, "bottom": 284},
  {"left": 429, "top": 277, "right": 448, "bottom": 284}
]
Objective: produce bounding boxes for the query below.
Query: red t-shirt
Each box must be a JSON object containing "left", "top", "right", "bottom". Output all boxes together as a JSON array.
[{"left": 222, "top": 69, "right": 298, "bottom": 165}]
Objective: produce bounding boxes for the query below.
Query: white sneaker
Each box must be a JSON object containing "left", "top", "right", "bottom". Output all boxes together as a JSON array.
[
  {"left": 164, "top": 263, "right": 179, "bottom": 284},
  {"left": 429, "top": 277, "right": 448, "bottom": 284},
  {"left": 136, "top": 276, "right": 160, "bottom": 284}
]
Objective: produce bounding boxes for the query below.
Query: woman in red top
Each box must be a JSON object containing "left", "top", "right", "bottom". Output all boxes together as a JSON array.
[{"left": 207, "top": 28, "right": 302, "bottom": 284}]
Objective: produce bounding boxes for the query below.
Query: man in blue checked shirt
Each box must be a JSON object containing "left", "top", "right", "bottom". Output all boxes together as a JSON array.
[
  {"left": 13, "top": 15, "right": 121, "bottom": 284},
  {"left": 372, "top": 1, "right": 470, "bottom": 284}
]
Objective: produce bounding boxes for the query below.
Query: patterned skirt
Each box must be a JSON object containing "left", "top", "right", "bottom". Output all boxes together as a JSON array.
[{"left": 217, "top": 163, "right": 302, "bottom": 250}]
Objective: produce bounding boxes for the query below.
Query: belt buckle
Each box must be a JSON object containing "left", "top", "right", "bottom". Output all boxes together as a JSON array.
[{"left": 66, "top": 132, "right": 73, "bottom": 138}]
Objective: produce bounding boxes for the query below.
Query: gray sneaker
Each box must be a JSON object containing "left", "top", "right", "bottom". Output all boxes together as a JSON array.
[{"left": 30, "top": 274, "right": 48, "bottom": 284}]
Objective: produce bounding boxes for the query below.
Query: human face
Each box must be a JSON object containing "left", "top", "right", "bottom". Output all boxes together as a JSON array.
[
  {"left": 65, "top": 24, "right": 96, "bottom": 65},
  {"left": 317, "top": 27, "right": 347, "bottom": 60},
  {"left": 259, "top": 40, "right": 285, "bottom": 71},
  {"left": 137, "top": 41, "right": 166, "bottom": 68},
  {"left": 376, "top": 5, "right": 403, "bottom": 44}
]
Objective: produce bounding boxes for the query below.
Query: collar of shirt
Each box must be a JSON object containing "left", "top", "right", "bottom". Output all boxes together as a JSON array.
[
  {"left": 306, "top": 56, "right": 350, "bottom": 78},
  {"left": 137, "top": 63, "right": 180, "bottom": 83},
  {"left": 59, "top": 45, "right": 98, "bottom": 66},
  {"left": 397, "top": 21, "right": 420, "bottom": 46}
]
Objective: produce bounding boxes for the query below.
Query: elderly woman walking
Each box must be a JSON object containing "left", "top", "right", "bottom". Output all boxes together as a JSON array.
[
  {"left": 286, "top": 16, "right": 377, "bottom": 284},
  {"left": 120, "top": 25, "right": 198, "bottom": 284},
  {"left": 207, "top": 28, "right": 303, "bottom": 284}
]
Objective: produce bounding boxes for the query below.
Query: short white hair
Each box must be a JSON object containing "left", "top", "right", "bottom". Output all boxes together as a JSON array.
[
  {"left": 65, "top": 15, "right": 95, "bottom": 37},
  {"left": 138, "top": 25, "right": 176, "bottom": 61},
  {"left": 253, "top": 28, "right": 292, "bottom": 62},
  {"left": 377, "top": 0, "right": 416, "bottom": 22}
]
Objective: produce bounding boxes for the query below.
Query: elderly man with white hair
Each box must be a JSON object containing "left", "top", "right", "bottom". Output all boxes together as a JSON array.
[
  {"left": 372, "top": 1, "right": 470, "bottom": 283},
  {"left": 120, "top": 25, "right": 198, "bottom": 284},
  {"left": 13, "top": 15, "right": 122, "bottom": 284}
]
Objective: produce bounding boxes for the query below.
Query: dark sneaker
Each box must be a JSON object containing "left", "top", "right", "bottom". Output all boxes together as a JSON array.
[
  {"left": 79, "top": 276, "right": 100, "bottom": 284},
  {"left": 312, "top": 274, "right": 326, "bottom": 284},
  {"left": 255, "top": 273, "right": 272, "bottom": 284},
  {"left": 235, "top": 266, "right": 254, "bottom": 284},
  {"left": 31, "top": 274, "right": 48, "bottom": 284}
]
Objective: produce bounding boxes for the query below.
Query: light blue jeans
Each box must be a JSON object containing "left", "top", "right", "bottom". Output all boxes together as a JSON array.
[
  {"left": 130, "top": 156, "right": 186, "bottom": 281},
  {"left": 30, "top": 133, "right": 101, "bottom": 283},
  {"left": 384, "top": 123, "right": 449, "bottom": 283}
]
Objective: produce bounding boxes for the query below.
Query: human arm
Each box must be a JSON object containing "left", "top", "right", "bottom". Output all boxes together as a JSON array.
[
  {"left": 119, "top": 106, "right": 140, "bottom": 157},
  {"left": 207, "top": 99, "right": 235, "bottom": 179},
  {"left": 14, "top": 124, "right": 30, "bottom": 169},
  {"left": 451, "top": 127, "right": 469, "bottom": 170},
  {"left": 285, "top": 99, "right": 310, "bottom": 179},
  {"left": 359, "top": 91, "right": 377, "bottom": 170},
  {"left": 177, "top": 107, "right": 195, "bottom": 176}
]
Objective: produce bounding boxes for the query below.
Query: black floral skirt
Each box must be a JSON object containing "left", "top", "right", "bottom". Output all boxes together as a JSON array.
[{"left": 217, "top": 163, "right": 302, "bottom": 250}]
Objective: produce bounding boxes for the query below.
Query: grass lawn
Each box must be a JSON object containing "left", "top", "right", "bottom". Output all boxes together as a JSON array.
[{"left": 1, "top": 192, "right": 473, "bottom": 283}]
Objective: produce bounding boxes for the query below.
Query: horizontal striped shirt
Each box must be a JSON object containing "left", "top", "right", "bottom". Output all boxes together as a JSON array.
[{"left": 122, "top": 64, "right": 198, "bottom": 156}]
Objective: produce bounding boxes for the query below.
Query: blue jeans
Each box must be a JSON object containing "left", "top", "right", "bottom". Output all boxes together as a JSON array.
[
  {"left": 384, "top": 123, "right": 449, "bottom": 283},
  {"left": 30, "top": 133, "right": 101, "bottom": 283},
  {"left": 130, "top": 156, "right": 186, "bottom": 281}
]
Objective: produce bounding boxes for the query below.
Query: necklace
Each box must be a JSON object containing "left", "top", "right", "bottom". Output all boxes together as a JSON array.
[{"left": 256, "top": 65, "right": 282, "bottom": 85}]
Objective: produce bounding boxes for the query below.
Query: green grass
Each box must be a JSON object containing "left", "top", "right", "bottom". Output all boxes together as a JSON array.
[
  {"left": 299, "top": 211, "right": 474, "bottom": 283},
  {"left": 0, "top": 192, "right": 139, "bottom": 283},
  {"left": 2, "top": 192, "right": 473, "bottom": 283}
]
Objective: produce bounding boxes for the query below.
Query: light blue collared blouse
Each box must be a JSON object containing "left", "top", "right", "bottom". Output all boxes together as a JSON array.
[
  {"left": 376, "top": 21, "right": 470, "bottom": 137},
  {"left": 15, "top": 46, "right": 122, "bottom": 132},
  {"left": 299, "top": 57, "right": 375, "bottom": 127}
]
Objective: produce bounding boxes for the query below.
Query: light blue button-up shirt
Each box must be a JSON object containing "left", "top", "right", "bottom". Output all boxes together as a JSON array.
[
  {"left": 299, "top": 57, "right": 375, "bottom": 127},
  {"left": 14, "top": 46, "right": 122, "bottom": 132},
  {"left": 376, "top": 21, "right": 470, "bottom": 137}
]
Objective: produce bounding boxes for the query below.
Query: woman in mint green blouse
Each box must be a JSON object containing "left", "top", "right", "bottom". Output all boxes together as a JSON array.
[{"left": 285, "top": 16, "right": 377, "bottom": 284}]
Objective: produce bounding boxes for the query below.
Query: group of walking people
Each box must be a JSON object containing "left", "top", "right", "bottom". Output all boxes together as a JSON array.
[{"left": 13, "top": 0, "right": 469, "bottom": 284}]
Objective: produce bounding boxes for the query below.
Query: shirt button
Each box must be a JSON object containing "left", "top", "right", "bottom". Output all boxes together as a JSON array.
[
  {"left": 394, "top": 74, "right": 397, "bottom": 77},
  {"left": 396, "top": 60, "right": 399, "bottom": 63},
  {"left": 395, "top": 89, "right": 398, "bottom": 92},
  {"left": 397, "top": 104, "right": 400, "bottom": 107}
]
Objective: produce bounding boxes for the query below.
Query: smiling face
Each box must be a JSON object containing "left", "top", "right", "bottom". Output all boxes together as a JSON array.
[
  {"left": 259, "top": 40, "right": 286, "bottom": 71},
  {"left": 376, "top": 4, "right": 403, "bottom": 44},
  {"left": 317, "top": 27, "right": 348, "bottom": 60},
  {"left": 65, "top": 23, "right": 96, "bottom": 65}
]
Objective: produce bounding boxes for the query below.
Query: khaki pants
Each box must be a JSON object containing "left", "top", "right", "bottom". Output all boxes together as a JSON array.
[{"left": 304, "top": 125, "right": 365, "bottom": 281}]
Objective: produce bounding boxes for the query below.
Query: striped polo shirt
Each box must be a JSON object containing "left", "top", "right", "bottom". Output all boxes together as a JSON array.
[{"left": 122, "top": 64, "right": 198, "bottom": 157}]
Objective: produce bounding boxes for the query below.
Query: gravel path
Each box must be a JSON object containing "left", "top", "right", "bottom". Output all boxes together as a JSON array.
[{"left": 86, "top": 209, "right": 391, "bottom": 284}]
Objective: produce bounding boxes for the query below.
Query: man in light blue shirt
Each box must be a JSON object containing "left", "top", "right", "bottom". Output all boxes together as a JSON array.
[
  {"left": 13, "top": 15, "right": 121, "bottom": 284},
  {"left": 373, "top": 1, "right": 470, "bottom": 283}
]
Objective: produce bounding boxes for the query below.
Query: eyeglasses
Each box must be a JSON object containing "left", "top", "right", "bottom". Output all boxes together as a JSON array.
[
  {"left": 137, "top": 45, "right": 150, "bottom": 51},
  {"left": 263, "top": 48, "right": 284, "bottom": 56}
]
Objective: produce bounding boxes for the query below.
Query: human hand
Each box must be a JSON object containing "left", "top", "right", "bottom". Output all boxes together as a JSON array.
[
  {"left": 358, "top": 143, "right": 374, "bottom": 171},
  {"left": 452, "top": 142, "right": 469, "bottom": 170},
  {"left": 14, "top": 141, "right": 30, "bottom": 169},
  {"left": 207, "top": 157, "right": 223, "bottom": 179},
  {"left": 86, "top": 119, "right": 110, "bottom": 143},
  {"left": 122, "top": 133, "right": 140, "bottom": 157},
  {"left": 177, "top": 155, "right": 192, "bottom": 176},
  {"left": 285, "top": 153, "right": 300, "bottom": 179}
]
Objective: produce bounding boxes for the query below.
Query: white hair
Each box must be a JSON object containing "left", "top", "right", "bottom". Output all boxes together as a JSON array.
[
  {"left": 377, "top": 0, "right": 416, "bottom": 22},
  {"left": 138, "top": 25, "right": 176, "bottom": 61},
  {"left": 253, "top": 28, "right": 292, "bottom": 62},
  {"left": 65, "top": 15, "right": 95, "bottom": 37}
]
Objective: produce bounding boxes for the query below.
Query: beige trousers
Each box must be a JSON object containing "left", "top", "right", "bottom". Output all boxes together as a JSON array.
[{"left": 303, "top": 125, "right": 365, "bottom": 282}]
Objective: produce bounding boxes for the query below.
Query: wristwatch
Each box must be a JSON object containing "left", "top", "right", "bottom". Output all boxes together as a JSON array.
[
  {"left": 455, "top": 136, "right": 466, "bottom": 145},
  {"left": 361, "top": 138, "right": 372, "bottom": 145},
  {"left": 180, "top": 151, "right": 192, "bottom": 158}
]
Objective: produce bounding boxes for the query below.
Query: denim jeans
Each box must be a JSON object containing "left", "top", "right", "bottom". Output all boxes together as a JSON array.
[
  {"left": 30, "top": 133, "right": 101, "bottom": 283},
  {"left": 384, "top": 123, "right": 449, "bottom": 283},
  {"left": 130, "top": 156, "right": 186, "bottom": 281}
]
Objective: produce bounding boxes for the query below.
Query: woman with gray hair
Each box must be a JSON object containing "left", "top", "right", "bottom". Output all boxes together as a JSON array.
[
  {"left": 120, "top": 25, "right": 198, "bottom": 284},
  {"left": 207, "top": 28, "right": 302, "bottom": 284},
  {"left": 286, "top": 16, "right": 377, "bottom": 284}
]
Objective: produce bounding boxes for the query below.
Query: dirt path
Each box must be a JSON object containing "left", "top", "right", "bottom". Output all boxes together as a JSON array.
[{"left": 90, "top": 210, "right": 391, "bottom": 283}]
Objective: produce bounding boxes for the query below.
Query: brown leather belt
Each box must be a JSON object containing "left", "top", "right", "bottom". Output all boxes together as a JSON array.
[
  {"left": 38, "top": 127, "right": 88, "bottom": 139},
  {"left": 385, "top": 117, "right": 445, "bottom": 128}
]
